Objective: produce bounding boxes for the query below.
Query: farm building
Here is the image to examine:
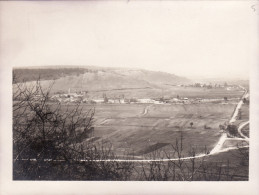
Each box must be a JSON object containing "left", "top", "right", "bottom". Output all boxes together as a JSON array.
[
  {"left": 92, "top": 99, "right": 104, "bottom": 103},
  {"left": 137, "top": 99, "right": 155, "bottom": 104}
]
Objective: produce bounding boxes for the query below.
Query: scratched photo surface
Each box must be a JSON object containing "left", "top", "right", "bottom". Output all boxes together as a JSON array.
[{"left": 1, "top": 1, "right": 257, "bottom": 186}]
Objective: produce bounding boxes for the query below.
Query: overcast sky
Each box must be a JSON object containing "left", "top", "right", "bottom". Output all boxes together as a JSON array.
[{"left": 0, "top": 1, "right": 257, "bottom": 79}]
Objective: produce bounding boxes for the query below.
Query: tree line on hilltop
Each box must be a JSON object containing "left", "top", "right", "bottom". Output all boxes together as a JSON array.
[{"left": 13, "top": 68, "right": 98, "bottom": 83}]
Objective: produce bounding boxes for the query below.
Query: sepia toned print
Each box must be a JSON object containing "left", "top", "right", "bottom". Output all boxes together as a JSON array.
[
  {"left": 0, "top": 1, "right": 258, "bottom": 193},
  {"left": 12, "top": 66, "right": 249, "bottom": 181}
]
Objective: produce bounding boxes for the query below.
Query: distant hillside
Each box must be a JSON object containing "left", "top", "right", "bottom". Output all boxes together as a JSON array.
[
  {"left": 13, "top": 67, "right": 96, "bottom": 83},
  {"left": 198, "top": 77, "right": 249, "bottom": 90},
  {"left": 13, "top": 66, "right": 191, "bottom": 95}
]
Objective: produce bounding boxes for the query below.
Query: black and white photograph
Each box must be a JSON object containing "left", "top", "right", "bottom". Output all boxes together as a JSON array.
[{"left": 0, "top": 0, "right": 258, "bottom": 194}]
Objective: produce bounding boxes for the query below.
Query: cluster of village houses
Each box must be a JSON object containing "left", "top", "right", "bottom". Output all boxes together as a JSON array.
[
  {"left": 48, "top": 91, "right": 227, "bottom": 105},
  {"left": 180, "top": 83, "right": 239, "bottom": 91},
  {"left": 46, "top": 88, "right": 191, "bottom": 104},
  {"left": 50, "top": 94, "right": 190, "bottom": 104},
  {"left": 47, "top": 84, "right": 241, "bottom": 104}
]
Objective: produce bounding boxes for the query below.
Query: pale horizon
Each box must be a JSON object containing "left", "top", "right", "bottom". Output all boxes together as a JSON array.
[
  {"left": 13, "top": 64, "right": 249, "bottom": 81},
  {"left": 1, "top": 1, "right": 257, "bottom": 80}
]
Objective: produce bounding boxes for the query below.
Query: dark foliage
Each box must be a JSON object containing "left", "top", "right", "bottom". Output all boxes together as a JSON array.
[
  {"left": 12, "top": 77, "right": 249, "bottom": 181},
  {"left": 13, "top": 68, "right": 97, "bottom": 83},
  {"left": 13, "top": 78, "right": 133, "bottom": 180},
  {"left": 227, "top": 125, "right": 238, "bottom": 137}
]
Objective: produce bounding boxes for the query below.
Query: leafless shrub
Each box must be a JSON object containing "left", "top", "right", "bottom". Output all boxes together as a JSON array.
[
  {"left": 13, "top": 77, "right": 133, "bottom": 180},
  {"left": 12, "top": 76, "right": 249, "bottom": 181},
  {"left": 231, "top": 141, "right": 249, "bottom": 166},
  {"left": 134, "top": 133, "right": 248, "bottom": 181}
]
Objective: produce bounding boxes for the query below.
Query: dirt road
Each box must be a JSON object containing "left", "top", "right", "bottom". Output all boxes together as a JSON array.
[{"left": 17, "top": 87, "right": 250, "bottom": 163}]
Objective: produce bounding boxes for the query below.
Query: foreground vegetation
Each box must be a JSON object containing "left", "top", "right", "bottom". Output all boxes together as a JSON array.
[{"left": 13, "top": 79, "right": 248, "bottom": 180}]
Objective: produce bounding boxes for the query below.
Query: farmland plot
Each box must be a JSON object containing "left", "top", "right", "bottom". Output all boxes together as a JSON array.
[
  {"left": 88, "top": 103, "right": 237, "bottom": 159},
  {"left": 231, "top": 103, "right": 249, "bottom": 129},
  {"left": 20, "top": 78, "right": 244, "bottom": 99}
]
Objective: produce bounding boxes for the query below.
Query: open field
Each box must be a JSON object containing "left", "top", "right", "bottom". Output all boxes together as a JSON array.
[
  {"left": 19, "top": 78, "right": 244, "bottom": 99},
  {"left": 241, "top": 124, "right": 250, "bottom": 138},
  {"left": 129, "top": 147, "right": 249, "bottom": 181},
  {"left": 87, "top": 86, "right": 244, "bottom": 99},
  {"left": 222, "top": 139, "right": 248, "bottom": 148},
  {"left": 12, "top": 74, "right": 249, "bottom": 181},
  {"left": 232, "top": 103, "right": 249, "bottom": 127},
  {"left": 71, "top": 102, "right": 239, "bottom": 159},
  {"left": 202, "top": 148, "right": 249, "bottom": 180},
  {"left": 240, "top": 103, "right": 249, "bottom": 121}
]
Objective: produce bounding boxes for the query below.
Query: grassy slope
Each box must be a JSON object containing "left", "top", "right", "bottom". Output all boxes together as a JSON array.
[
  {"left": 13, "top": 67, "right": 244, "bottom": 99},
  {"left": 13, "top": 67, "right": 190, "bottom": 94},
  {"left": 232, "top": 103, "right": 249, "bottom": 127},
  {"left": 87, "top": 86, "right": 243, "bottom": 99},
  {"left": 24, "top": 79, "right": 243, "bottom": 99}
]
